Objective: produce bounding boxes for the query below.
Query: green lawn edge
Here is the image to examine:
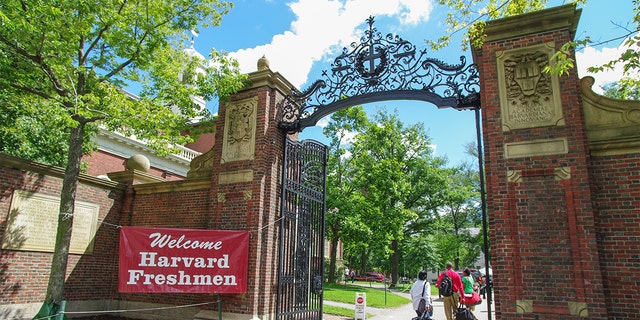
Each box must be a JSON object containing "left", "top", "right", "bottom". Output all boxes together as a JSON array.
[
  {"left": 323, "top": 304, "right": 373, "bottom": 318},
  {"left": 323, "top": 283, "right": 411, "bottom": 308}
]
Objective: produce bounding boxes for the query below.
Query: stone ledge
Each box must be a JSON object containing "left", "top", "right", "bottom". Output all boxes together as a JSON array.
[
  {"left": 107, "top": 169, "right": 164, "bottom": 184},
  {"left": 581, "top": 76, "right": 640, "bottom": 157},
  {"left": 133, "top": 177, "right": 211, "bottom": 194},
  {"left": 484, "top": 4, "right": 581, "bottom": 43}
]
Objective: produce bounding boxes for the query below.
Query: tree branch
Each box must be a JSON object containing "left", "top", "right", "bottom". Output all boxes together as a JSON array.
[
  {"left": 9, "top": 83, "right": 52, "bottom": 100},
  {"left": 83, "top": 0, "right": 129, "bottom": 62},
  {"left": 0, "top": 34, "right": 69, "bottom": 98},
  {"left": 579, "top": 30, "right": 639, "bottom": 50},
  {"left": 101, "top": 5, "right": 192, "bottom": 80}
]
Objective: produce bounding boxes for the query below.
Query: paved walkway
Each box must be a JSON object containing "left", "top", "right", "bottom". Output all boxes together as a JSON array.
[{"left": 323, "top": 285, "right": 492, "bottom": 320}]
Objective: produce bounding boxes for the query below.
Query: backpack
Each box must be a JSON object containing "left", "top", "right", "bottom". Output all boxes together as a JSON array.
[
  {"left": 438, "top": 272, "right": 453, "bottom": 296},
  {"left": 417, "top": 297, "right": 427, "bottom": 314},
  {"left": 417, "top": 281, "right": 427, "bottom": 313},
  {"left": 416, "top": 281, "right": 433, "bottom": 320}
]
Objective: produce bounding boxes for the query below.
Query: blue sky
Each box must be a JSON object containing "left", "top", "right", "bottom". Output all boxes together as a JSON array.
[{"left": 190, "top": 0, "right": 637, "bottom": 166}]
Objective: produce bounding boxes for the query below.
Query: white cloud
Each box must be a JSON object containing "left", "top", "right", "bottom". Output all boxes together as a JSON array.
[
  {"left": 576, "top": 37, "right": 638, "bottom": 93},
  {"left": 337, "top": 128, "right": 357, "bottom": 145},
  {"left": 229, "top": 0, "right": 433, "bottom": 88},
  {"left": 397, "top": 0, "right": 433, "bottom": 25},
  {"left": 316, "top": 115, "right": 330, "bottom": 128}
]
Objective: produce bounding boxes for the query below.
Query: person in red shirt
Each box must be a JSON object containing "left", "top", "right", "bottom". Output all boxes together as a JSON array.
[{"left": 436, "top": 262, "right": 464, "bottom": 320}]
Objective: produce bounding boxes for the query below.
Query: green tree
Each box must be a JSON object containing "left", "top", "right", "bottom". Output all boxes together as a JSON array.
[
  {"left": 401, "top": 156, "right": 458, "bottom": 278},
  {"left": 395, "top": 135, "right": 450, "bottom": 281},
  {"left": 323, "top": 106, "right": 370, "bottom": 282},
  {"left": 347, "top": 108, "right": 448, "bottom": 287},
  {"left": 435, "top": 164, "right": 482, "bottom": 269},
  {"left": 602, "top": 79, "right": 640, "bottom": 100},
  {"left": 0, "top": 96, "right": 95, "bottom": 166},
  {"left": 324, "top": 108, "right": 480, "bottom": 283},
  {"left": 0, "top": 0, "right": 247, "bottom": 313},
  {"left": 401, "top": 233, "right": 440, "bottom": 277}
]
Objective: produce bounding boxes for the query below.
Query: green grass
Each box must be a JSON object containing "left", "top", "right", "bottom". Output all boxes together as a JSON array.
[
  {"left": 344, "top": 281, "right": 436, "bottom": 295},
  {"left": 323, "top": 304, "right": 373, "bottom": 318},
  {"left": 394, "top": 283, "right": 437, "bottom": 296},
  {"left": 323, "top": 283, "right": 411, "bottom": 308}
]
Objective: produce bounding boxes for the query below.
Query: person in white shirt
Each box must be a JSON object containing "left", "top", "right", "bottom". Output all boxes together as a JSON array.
[
  {"left": 409, "top": 270, "right": 432, "bottom": 319},
  {"left": 344, "top": 267, "right": 350, "bottom": 284}
]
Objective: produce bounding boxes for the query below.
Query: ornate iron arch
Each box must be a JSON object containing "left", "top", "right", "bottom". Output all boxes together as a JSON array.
[{"left": 278, "top": 16, "right": 481, "bottom": 133}]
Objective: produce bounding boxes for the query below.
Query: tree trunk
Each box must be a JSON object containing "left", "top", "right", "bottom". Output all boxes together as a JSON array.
[
  {"left": 359, "top": 248, "right": 368, "bottom": 274},
  {"left": 328, "top": 234, "right": 339, "bottom": 283},
  {"left": 455, "top": 228, "right": 461, "bottom": 270},
  {"left": 390, "top": 239, "right": 399, "bottom": 288},
  {"left": 45, "top": 123, "right": 85, "bottom": 304}
]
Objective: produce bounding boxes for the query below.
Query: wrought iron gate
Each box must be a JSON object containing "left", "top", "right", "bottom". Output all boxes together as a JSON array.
[{"left": 276, "top": 138, "right": 327, "bottom": 320}]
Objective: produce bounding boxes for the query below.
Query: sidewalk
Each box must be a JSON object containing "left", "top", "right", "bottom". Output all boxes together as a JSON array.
[{"left": 323, "top": 288, "right": 492, "bottom": 320}]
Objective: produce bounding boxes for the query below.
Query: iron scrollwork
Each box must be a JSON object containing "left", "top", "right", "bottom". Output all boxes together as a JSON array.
[{"left": 279, "top": 16, "right": 481, "bottom": 133}]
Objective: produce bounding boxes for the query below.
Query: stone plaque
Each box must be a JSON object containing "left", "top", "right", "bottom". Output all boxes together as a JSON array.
[
  {"left": 497, "top": 42, "right": 564, "bottom": 131},
  {"left": 504, "top": 138, "right": 568, "bottom": 159},
  {"left": 221, "top": 97, "right": 257, "bottom": 163},
  {"left": 218, "top": 170, "right": 254, "bottom": 185},
  {"left": 2, "top": 190, "right": 99, "bottom": 254}
]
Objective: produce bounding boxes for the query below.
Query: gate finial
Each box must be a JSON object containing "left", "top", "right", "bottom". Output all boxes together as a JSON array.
[{"left": 257, "top": 55, "right": 270, "bottom": 71}]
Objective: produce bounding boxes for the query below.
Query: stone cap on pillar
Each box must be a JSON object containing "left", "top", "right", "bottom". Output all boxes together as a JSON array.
[
  {"left": 107, "top": 154, "right": 164, "bottom": 184},
  {"left": 245, "top": 55, "right": 297, "bottom": 96},
  {"left": 482, "top": 4, "right": 581, "bottom": 43}
]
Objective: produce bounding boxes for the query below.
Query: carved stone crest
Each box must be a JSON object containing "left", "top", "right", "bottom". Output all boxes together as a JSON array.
[
  {"left": 497, "top": 42, "right": 564, "bottom": 131},
  {"left": 222, "top": 97, "right": 257, "bottom": 163}
]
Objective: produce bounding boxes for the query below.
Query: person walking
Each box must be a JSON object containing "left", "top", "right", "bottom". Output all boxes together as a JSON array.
[
  {"left": 436, "top": 262, "right": 463, "bottom": 320},
  {"left": 461, "top": 268, "right": 478, "bottom": 311},
  {"left": 410, "top": 270, "right": 432, "bottom": 319},
  {"left": 344, "top": 267, "right": 350, "bottom": 284}
]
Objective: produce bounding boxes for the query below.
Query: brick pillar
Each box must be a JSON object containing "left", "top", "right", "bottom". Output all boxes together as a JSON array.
[
  {"left": 473, "top": 5, "right": 607, "bottom": 319},
  {"left": 199, "top": 57, "right": 294, "bottom": 319}
]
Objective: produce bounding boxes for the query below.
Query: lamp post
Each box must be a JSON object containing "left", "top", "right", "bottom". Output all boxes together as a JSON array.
[{"left": 474, "top": 107, "right": 492, "bottom": 320}]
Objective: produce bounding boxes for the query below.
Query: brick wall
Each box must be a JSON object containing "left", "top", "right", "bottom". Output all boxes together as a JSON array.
[
  {"left": 84, "top": 150, "right": 128, "bottom": 177},
  {"left": 589, "top": 154, "right": 640, "bottom": 319},
  {"left": 0, "top": 155, "right": 124, "bottom": 307}
]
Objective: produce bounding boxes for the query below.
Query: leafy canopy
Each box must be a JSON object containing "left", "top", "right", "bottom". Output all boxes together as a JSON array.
[
  {"left": 430, "top": 0, "right": 560, "bottom": 51},
  {"left": 0, "top": 0, "right": 247, "bottom": 164}
]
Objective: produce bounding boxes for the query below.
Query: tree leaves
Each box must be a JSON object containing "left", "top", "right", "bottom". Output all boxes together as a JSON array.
[
  {"left": 323, "top": 106, "right": 481, "bottom": 281},
  {"left": 0, "top": 0, "right": 246, "bottom": 164},
  {"left": 429, "top": 0, "right": 559, "bottom": 51}
]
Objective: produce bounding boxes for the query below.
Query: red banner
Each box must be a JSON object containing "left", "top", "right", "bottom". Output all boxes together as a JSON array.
[{"left": 119, "top": 226, "right": 249, "bottom": 293}]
